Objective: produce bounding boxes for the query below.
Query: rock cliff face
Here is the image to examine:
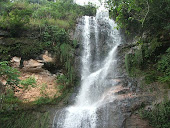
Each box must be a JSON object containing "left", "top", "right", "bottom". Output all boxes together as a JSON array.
[
  {"left": 73, "top": 19, "right": 155, "bottom": 127},
  {"left": 94, "top": 41, "right": 155, "bottom": 128}
]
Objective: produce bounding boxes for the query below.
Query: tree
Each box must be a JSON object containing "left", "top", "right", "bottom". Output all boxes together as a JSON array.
[
  {"left": 107, "top": 0, "right": 170, "bottom": 34},
  {"left": 1, "top": 7, "right": 32, "bottom": 37}
]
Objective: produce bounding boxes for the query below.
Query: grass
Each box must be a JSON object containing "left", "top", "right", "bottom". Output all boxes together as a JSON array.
[
  {"left": 29, "top": 18, "right": 70, "bottom": 30},
  {"left": 20, "top": 76, "right": 37, "bottom": 90}
]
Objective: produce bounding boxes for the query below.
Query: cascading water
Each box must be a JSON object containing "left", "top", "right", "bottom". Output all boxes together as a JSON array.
[{"left": 53, "top": 1, "right": 122, "bottom": 128}]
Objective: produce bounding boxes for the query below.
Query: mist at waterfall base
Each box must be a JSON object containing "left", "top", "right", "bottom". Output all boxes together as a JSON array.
[{"left": 53, "top": 2, "right": 122, "bottom": 128}]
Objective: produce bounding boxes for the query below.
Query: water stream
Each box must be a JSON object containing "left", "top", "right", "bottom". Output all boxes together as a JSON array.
[{"left": 53, "top": 1, "right": 122, "bottom": 128}]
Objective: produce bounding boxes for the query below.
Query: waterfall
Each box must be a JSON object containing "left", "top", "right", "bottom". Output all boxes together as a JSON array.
[
  {"left": 81, "top": 16, "right": 91, "bottom": 80},
  {"left": 53, "top": 1, "right": 122, "bottom": 128}
]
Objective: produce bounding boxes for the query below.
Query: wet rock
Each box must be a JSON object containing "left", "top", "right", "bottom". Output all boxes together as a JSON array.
[
  {"left": 115, "top": 88, "right": 131, "bottom": 95},
  {"left": 94, "top": 82, "right": 155, "bottom": 128}
]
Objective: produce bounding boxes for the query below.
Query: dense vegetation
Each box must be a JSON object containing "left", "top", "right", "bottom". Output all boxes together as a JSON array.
[
  {"left": 0, "top": 0, "right": 96, "bottom": 127},
  {"left": 0, "top": 110, "right": 50, "bottom": 128},
  {"left": 108, "top": 0, "right": 170, "bottom": 86},
  {"left": 139, "top": 100, "right": 170, "bottom": 128},
  {"left": 108, "top": 0, "right": 170, "bottom": 127},
  {"left": 0, "top": 0, "right": 96, "bottom": 33}
]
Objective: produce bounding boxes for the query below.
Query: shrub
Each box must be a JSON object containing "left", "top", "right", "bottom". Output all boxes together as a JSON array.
[
  {"left": 157, "top": 48, "right": 170, "bottom": 84},
  {"left": 1, "top": 8, "right": 32, "bottom": 37},
  {"left": 56, "top": 74, "right": 69, "bottom": 92},
  {"left": 20, "top": 76, "right": 37, "bottom": 90},
  {"left": 33, "top": 97, "right": 51, "bottom": 105},
  {"left": 0, "top": 61, "right": 20, "bottom": 89},
  {"left": 144, "top": 71, "right": 158, "bottom": 84},
  {"left": 0, "top": 110, "right": 49, "bottom": 128},
  {"left": 0, "top": 89, "right": 21, "bottom": 112},
  {"left": 57, "top": 74, "right": 69, "bottom": 86},
  {"left": 139, "top": 100, "right": 170, "bottom": 128},
  {"left": 108, "top": 0, "right": 170, "bottom": 34}
]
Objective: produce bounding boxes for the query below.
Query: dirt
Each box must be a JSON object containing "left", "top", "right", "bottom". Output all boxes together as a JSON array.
[{"left": 15, "top": 69, "right": 60, "bottom": 102}]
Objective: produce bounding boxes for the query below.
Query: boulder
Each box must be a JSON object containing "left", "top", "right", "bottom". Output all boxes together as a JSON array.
[
  {"left": 10, "top": 57, "right": 21, "bottom": 68},
  {"left": 22, "top": 59, "right": 44, "bottom": 73},
  {"left": 0, "top": 77, "right": 7, "bottom": 85},
  {"left": 42, "top": 51, "right": 54, "bottom": 63}
]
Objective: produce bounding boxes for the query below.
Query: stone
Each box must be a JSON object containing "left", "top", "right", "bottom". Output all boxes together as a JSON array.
[
  {"left": 0, "top": 77, "right": 7, "bottom": 85},
  {"left": 23, "top": 59, "right": 43, "bottom": 68},
  {"left": 42, "top": 51, "right": 54, "bottom": 63},
  {"left": 10, "top": 56, "right": 21, "bottom": 68},
  {"left": 22, "top": 59, "right": 44, "bottom": 73}
]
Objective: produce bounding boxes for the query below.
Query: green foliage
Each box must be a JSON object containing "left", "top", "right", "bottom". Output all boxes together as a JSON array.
[
  {"left": 125, "top": 49, "right": 143, "bottom": 76},
  {"left": 108, "top": 0, "right": 170, "bottom": 34},
  {"left": 0, "top": 89, "right": 21, "bottom": 112},
  {"left": 124, "top": 38, "right": 169, "bottom": 85},
  {"left": 73, "top": 39, "right": 78, "bottom": 48},
  {"left": 0, "top": 61, "right": 20, "bottom": 89},
  {"left": 139, "top": 100, "right": 170, "bottom": 128},
  {"left": 20, "top": 76, "right": 37, "bottom": 90},
  {"left": 57, "top": 74, "right": 69, "bottom": 85},
  {"left": 0, "top": 61, "right": 21, "bottom": 111},
  {"left": 0, "top": 6, "right": 32, "bottom": 36},
  {"left": 57, "top": 74, "right": 69, "bottom": 92},
  {"left": 108, "top": 0, "right": 146, "bottom": 33},
  {"left": 143, "top": 38, "right": 163, "bottom": 60},
  {"left": 0, "top": 1, "right": 11, "bottom": 15},
  {"left": 0, "top": 110, "right": 49, "bottom": 128},
  {"left": 59, "top": 43, "right": 75, "bottom": 83},
  {"left": 157, "top": 48, "right": 170, "bottom": 84},
  {"left": 33, "top": 97, "right": 52, "bottom": 105},
  {"left": 0, "top": 45, "right": 11, "bottom": 60},
  {"left": 42, "top": 25, "right": 75, "bottom": 84},
  {"left": 0, "top": 38, "right": 50, "bottom": 61},
  {"left": 144, "top": 71, "right": 158, "bottom": 84},
  {"left": 110, "top": 0, "right": 170, "bottom": 86},
  {"left": 42, "top": 25, "right": 69, "bottom": 44},
  {"left": 0, "top": 0, "right": 96, "bottom": 37},
  {"left": 58, "top": 85, "right": 65, "bottom": 92}
]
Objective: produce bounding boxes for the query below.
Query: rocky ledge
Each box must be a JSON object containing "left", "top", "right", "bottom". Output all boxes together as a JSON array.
[{"left": 95, "top": 78, "right": 154, "bottom": 128}]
